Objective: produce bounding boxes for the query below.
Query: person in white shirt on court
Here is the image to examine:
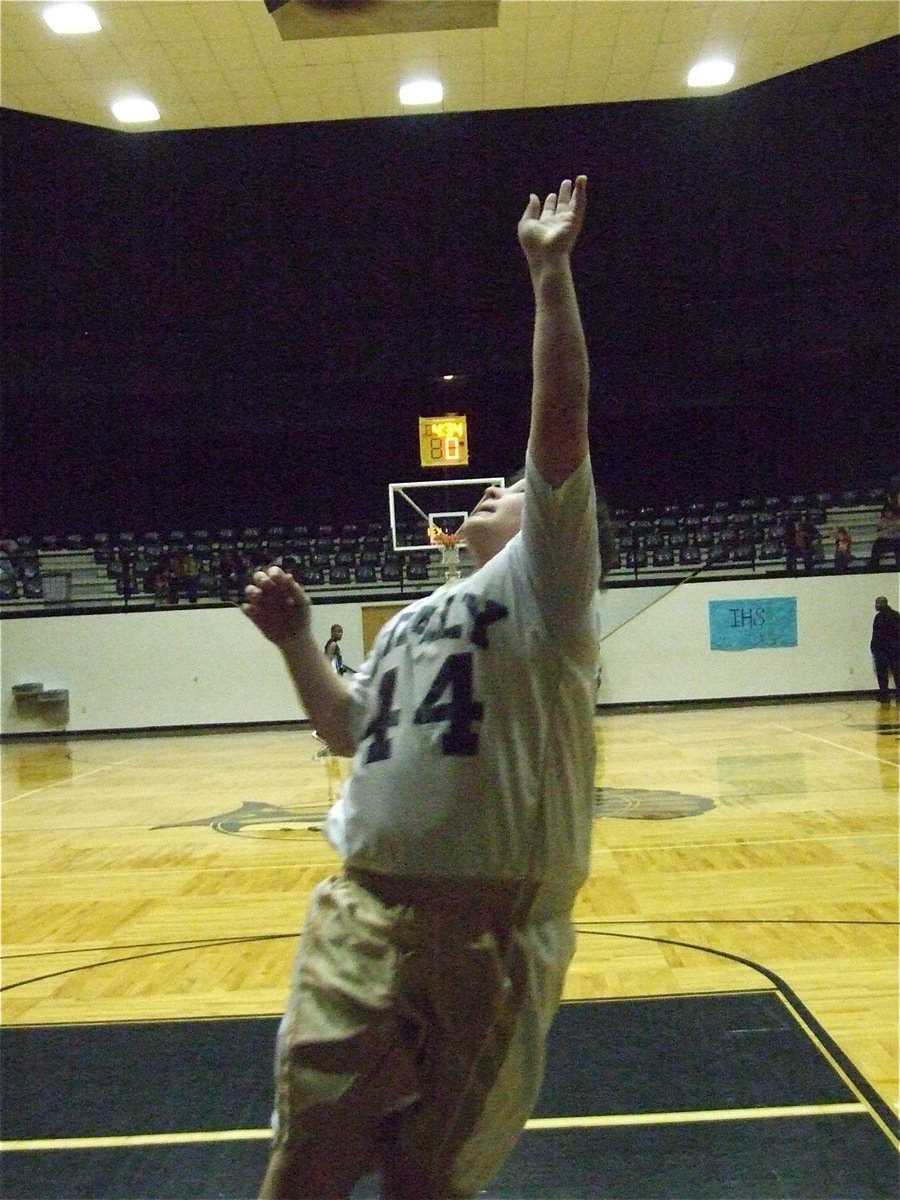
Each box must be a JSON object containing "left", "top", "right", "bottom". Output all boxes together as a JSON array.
[{"left": 243, "top": 172, "right": 609, "bottom": 1200}]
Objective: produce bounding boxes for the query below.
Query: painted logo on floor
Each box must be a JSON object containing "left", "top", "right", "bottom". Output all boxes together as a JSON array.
[
  {"left": 153, "top": 799, "right": 327, "bottom": 838},
  {"left": 154, "top": 787, "right": 716, "bottom": 839},
  {"left": 593, "top": 787, "right": 715, "bottom": 819}
]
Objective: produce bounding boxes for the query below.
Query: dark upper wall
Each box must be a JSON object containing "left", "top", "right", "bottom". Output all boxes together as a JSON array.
[{"left": 2, "top": 37, "right": 897, "bottom": 533}]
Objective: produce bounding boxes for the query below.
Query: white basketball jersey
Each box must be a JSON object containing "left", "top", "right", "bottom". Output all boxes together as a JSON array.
[{"left": 326, "top": 454, "right": 600, "bottom": 900}]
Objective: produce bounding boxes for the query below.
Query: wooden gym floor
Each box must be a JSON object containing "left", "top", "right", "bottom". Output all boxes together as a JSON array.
[{"left": 1, "top": 696, "right": 898, "bottom": 1197}]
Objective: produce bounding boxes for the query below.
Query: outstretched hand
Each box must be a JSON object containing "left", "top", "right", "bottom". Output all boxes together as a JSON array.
[
  {"left": 242, "top": 565, "right": 311, "bottom": 647},
  {"left": 518, "top": 175, "right": 587, "bottom": 263}
]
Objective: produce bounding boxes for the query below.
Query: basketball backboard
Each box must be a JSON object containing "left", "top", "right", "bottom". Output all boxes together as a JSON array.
[{"left": 388, "top": 477, "right": 504, "bottom": 552}]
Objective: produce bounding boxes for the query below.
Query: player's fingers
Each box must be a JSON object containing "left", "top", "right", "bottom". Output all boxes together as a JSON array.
[
  {"left": 557, "top": 178, "right": 573, "bottom": 206},
  {"left": 273, "top": 566, "right": 302, "bottom": 593},
  {"left": 520, "top": 193, "right": 540, "bottom": 223},
  {"left": 541, "top": 191, "right": 557, "bottom": 218},
  {"left": 252, "top": 566, "right": 287, "bottom": 590}
]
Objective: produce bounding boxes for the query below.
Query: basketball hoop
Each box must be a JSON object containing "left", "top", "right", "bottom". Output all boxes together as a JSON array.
[
  {"left": 427, "top": 524, "right": 461, "bottom": 548},
  {"left": 428, "top": 525, "right": 463, "bottom": 580}
]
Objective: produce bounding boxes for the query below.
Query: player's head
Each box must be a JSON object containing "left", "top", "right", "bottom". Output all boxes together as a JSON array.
[
  {"left": 459, "top": 480, "right": 526, "bottom": 567},
  {"left": 461, "top": 470, "right": 617, "bottom": 583},
  {"left": 875, "top": 596, "right": 889, "bottom": 611},
  {"left": 331, "top": 623, "right": 343, "bottom": 639}
]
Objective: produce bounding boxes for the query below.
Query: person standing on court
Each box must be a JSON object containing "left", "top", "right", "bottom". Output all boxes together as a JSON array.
[
  {"left": 323, "top": 623, "right": 345, "bottom": 675},
  {"left": 870, "top": 595, "right": 900, "bottom": 703},
  {"left": 242, "top": 173, "right": 605, "bottom": 1199}
]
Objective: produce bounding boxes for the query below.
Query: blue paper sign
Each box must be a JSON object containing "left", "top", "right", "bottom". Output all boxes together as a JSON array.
[{"left": 709, "top": 597, "right": 798, "bottom": 651}]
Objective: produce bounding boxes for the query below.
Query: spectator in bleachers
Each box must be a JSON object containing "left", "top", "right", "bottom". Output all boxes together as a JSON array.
[
  {"left": 217, "top": 552, "right": 236, "bottom": 601},
  {"left": 181, "top": 550, "right": 200, "bottom": 604},
  {"left": 120, "top": 547, "right": 135, "bottom": 602},
  {"left": 868, "top": 504, "right": 900, "bottom": 570},
  {"left": 783, "top": 514, "right": 818, "bottom": 575},
  {"left": 150, "top": 558, "right": 170, "bottom": 606},
  {"left": 832, "top": 526, "right": 853, "bottom": 573},
  {"left": 884, "top": 473, "right": 900, "bottom": 512},
  {"left": 166, "top": 551, "right": 185, "bottom": 605}
]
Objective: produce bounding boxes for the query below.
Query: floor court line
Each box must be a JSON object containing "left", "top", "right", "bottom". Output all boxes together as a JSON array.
[
  {"left": 0, "top": 1102, "right": 869, "bottom": 1151},
  {"left": 4, "top": 914, "right": 892, "bottom": 970},
  {"left": 772, "top": 723, "right": 898, "bottom": 765},
  {"left": 594, "top": 832, "right": 897, "bottom": 854},
  {"left": 0, "top": 755, "right": 143, "bottom": 806}
]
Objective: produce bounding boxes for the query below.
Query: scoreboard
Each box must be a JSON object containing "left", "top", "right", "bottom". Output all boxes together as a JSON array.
[{"left": 418, "top": 415, "right": 469, "bottom": 468}]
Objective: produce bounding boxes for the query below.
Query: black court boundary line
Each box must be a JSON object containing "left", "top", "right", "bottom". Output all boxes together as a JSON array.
[
  {"left": 2, "top": 916, "right": 895, "bottom": 965},
  {"left": 2, "top": 927, "right": 896, "bottom": 1140},
  {"left": 0, "top": 935, "right": 297, "bottom": 993},
  {"left": 3, "top": 917, "right": 896, "bottom": 985},
  {"left": 3, "top": 933, "right": 896, "bottom": 1141},
  {"left": 576, "top": 928, "right": 900, "bottom": 1142}
]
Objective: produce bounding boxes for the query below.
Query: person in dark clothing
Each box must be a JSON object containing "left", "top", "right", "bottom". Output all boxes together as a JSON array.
[
  {"left": 832, "top": 526, "right": 852, "bottom": 573},
  {"left": 783, "top": 514, "right": 818, "bottom": 574},
  {"left": 323, "top": 624, "right": 346, "bottom": 675},
  {"left": 870, "top": 596, "right": 900, "bottom": 702},
  {"left": 868, "top": 505, "right": 900, "bottom": 569}
]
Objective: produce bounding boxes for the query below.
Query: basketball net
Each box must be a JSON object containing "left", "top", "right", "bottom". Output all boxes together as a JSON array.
[{"left": 427, "top": 524, "right": 463, "bottom": 581}]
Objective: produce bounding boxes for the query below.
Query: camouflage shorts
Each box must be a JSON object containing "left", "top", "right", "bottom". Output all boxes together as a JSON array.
[{"left": 259, "top": 872, "right": 574, "bottom": 1198}]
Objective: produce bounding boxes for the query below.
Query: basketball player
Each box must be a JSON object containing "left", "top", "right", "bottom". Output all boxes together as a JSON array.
[
  {"left": 323, "top": 623, "right": 345, "bottom": 674},
  {"left": 243, "top": 174, "right": 604, "bottom": 1199}
]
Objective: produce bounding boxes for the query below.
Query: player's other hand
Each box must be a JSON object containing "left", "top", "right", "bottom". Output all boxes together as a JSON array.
[
  {"left": 518, "top": 175, "right": 587, "bottom": 264},
  {"left": 242, "top": 566, "right": 311, "bottom": 646}
]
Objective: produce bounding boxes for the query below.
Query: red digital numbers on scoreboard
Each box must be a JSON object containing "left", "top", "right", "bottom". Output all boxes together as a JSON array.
[{"left": 419, "top": 416, "right": 468, "bottom": 467}]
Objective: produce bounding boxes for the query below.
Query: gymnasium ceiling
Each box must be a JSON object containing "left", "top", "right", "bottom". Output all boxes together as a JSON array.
[{"left": 0, "top": 0, "right": 897, "bottom": 133}]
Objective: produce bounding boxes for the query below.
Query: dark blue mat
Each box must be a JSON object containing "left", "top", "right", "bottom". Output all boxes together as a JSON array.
[{"left": 2, "top": 991, "right": 896, "bottom": 1199}]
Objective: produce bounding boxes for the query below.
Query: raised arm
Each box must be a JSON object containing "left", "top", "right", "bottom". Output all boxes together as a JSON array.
[
  {"left": 242, "top": 566, "right": 356, "bottom": 756},
  {"left": 518, "top": 175, "right": 589, "bottom": 487}
]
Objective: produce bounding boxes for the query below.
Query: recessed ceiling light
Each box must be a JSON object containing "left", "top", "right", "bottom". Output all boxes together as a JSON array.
[
  {"left": 111, "top": 97, "right": 161, "bottom": 124},
  {"left": 398, "top": 79, "right": 443, "bottom": 106},
  {"left": 42, "top": 4, "right": 101, "bottom": 35},
  {"left": 687, "top": 59, "right": 735, "bottom": 88}
]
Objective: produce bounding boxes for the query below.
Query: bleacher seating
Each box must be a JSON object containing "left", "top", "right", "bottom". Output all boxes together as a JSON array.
[
  {"left": 22, "top": 566, "right": 44, "bottom": 598},
  {"left": 0, "top": 567, "right": 18, "bottom": 600},
  {"left": 3, "top": 483, "right": 896, "bottom": 613},
  {"left": 405, "top": 560, "right": 430, "bottom": 582},
  {"left": 759, "top": 539, "right": 783, "bottom": 563}
]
